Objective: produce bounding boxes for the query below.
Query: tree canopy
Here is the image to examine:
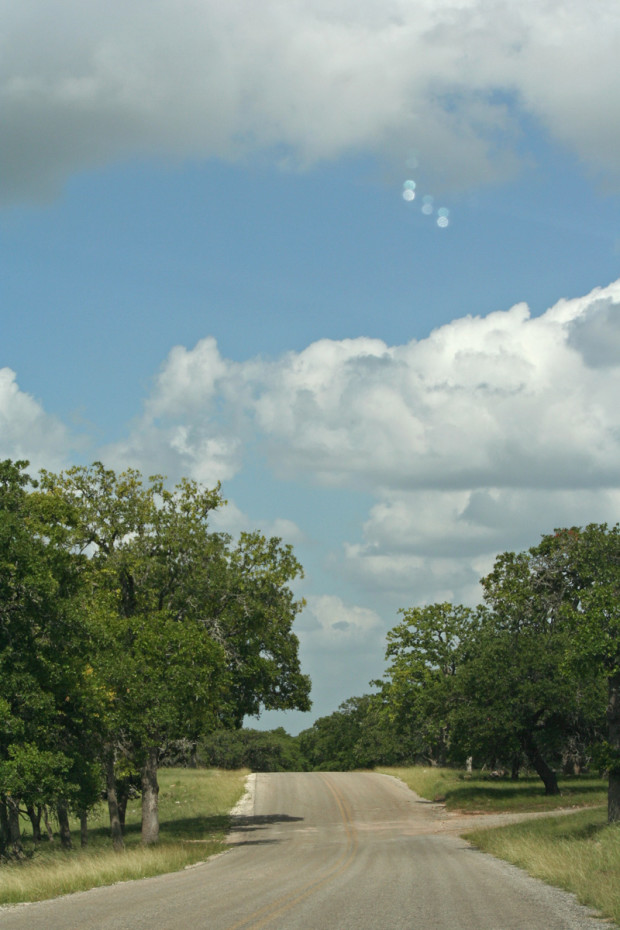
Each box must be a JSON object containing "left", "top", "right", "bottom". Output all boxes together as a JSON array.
[
  {"left": 0, "top": 460, "right": 311, "bottom": 852},
  {"left": 379, "top": 525, "right": 616, "bottom": 819}
]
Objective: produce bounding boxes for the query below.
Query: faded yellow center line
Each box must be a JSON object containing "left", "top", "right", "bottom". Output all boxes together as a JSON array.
[{"left": 224, "top": 774, "right": 358, "bottom": 930}]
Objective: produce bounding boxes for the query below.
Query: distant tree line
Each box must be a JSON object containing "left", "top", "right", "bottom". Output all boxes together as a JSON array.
[{"left": 0, "top": 460, "right": 310, "bottom": 858}]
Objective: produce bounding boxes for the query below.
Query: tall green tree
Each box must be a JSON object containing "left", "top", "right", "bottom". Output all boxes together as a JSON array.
[
  {"left": 201, "top": 531, "right": 311, "bottom": 727},
  {"left": 38, "top": 462, "right": 311, "bottom": 845},
  {"left": 380, "top": 585, "right": 605, "bottom": 794},
  {"left": 0, "top": 460, "right": 101, "bottom": 855},
  {"left": 530, "top": 525, "right": 620, "bottom": 821},
  {"left": 380, "top": 603, "right": 477, "bottom": 765},
  {"left": 37, "top": 464, "right": 230, "bottom": 845}
]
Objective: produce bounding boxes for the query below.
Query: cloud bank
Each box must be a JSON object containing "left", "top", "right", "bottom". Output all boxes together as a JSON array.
[
  {"left": 103, "top": 278, "right": 620, "bottom": 605},
  {"left": 2, "top": 0, "right": 620, "bottom": 201}
]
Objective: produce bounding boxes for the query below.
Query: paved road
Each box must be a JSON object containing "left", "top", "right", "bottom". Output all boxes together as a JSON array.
[{"left": 0, "top": 772, "right": 611, "bottom": 929}]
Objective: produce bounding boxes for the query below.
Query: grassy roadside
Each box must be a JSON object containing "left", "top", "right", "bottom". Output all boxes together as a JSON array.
[
  {"left": 466, "top": 810, "right": 620, "bottom": 926},
  {"left": 0, "top": 768, "right": 248, "bottom": 906},
  {"left": 379, "top": 765, "right": 607, "bottom": 812},
  {"left": 381, "top": 766, "right": 618, "bottom": 926}
]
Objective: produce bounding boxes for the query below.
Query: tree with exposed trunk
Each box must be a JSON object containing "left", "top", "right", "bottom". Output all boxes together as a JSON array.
[
  {"left": 38, "top": 463, "right": 311, "bottom": 845},
  {"left": 468, "top": 547, "right": 607, "bottom": 796},
  {"left": 379, "top": 538, "right": 608, "bottom": 797}
]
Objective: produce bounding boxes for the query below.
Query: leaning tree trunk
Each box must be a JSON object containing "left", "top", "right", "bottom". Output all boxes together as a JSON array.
[
  {"left": 141, "top": 748, "right": 160, "bottom": 845},
  {"left": 523, "top": 736, "right": 560, "bottom": 795},
  {"left": 105, "top": 749, "right": 125, "bottom": 851},
  {"left": 57, "top": 802, "right": 72, "bottom": 849},
  {"left": 608, "top": 671, "right": 620, "bottom": 824}
]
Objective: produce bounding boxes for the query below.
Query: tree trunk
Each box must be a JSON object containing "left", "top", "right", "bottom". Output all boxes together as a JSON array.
[
  {"left": 27, "top": 804, "right": 42, "bottom": 843},
  {"left": 7, "top": 797, "right": 24, "bottom": 857},
  {"left": 43, "top": 805, "right": 55, "bottom": 842},
  {"left": 608, "top": 671, "right": 620, "bottom": 824},
  {"left": 57, "top": 802, "right": 72, "bottom": 849},
  {"left": 105, "top": 750, "right": 125, "bottom": 851},
  {"left": 0, "top": 799, "right": 10, "bottom": 854},
  {"left": 511, "top": 756, "right": 521, "bottom": 781},
  {"left": 118, "top": 792, "right": 128, "bottom": 829},
  {"left": 524, "top": 738, "right": 560, "bottom": 795},
  {"left": 141, "top": 748, "right": 160, "bottom": 845},
  {"left": 80, "top": 812, "right": 88, "bottom": 848},
  {"left": 116, "top": 776, "right": 135, "bottom": 830}
]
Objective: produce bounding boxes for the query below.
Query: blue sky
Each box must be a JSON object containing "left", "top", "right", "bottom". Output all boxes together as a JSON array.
[{"left": 2, "top": 0, "right": 620, "bottom": 731}]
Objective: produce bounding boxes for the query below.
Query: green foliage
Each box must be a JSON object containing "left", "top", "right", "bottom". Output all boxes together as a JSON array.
[
  {"left": 381, "top": 603, "right": 477, "bottom": 764},
  {"left": 0, "top": 458, "right": 311, "bottom": 849},
  {"left": 298, "top": 694, "right": 407, "bottom": 770},
  {"left": 0, "top": 744, "right": 73, "bottom": 807},
  {"left": 37, "top": 463, "right": 310, "bottom": 742},
  {"left": 0, "top": 459, "right": 103, "bottom": 853},
  {"left": 590, "top": 740, "right": 620, "bottom": 777},
  {"left": 383, "top": 766, "right": 607, "bottom": 811},
  {"left": 379, "top": 529, "right": 615, "bottom": 799},
  {"left": 198, "top": 727, "right": 304, "bottom": 772}
]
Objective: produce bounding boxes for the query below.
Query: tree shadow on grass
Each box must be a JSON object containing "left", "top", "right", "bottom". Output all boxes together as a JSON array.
[
  {"left": 447, "top": 780, "right": 606, "bottom": 809},
  {"left": 553, "top": 820, "right": 607, "bottom": 841},
  {"left": 155, "top": 814, "right": 233, "bottom": 842}
]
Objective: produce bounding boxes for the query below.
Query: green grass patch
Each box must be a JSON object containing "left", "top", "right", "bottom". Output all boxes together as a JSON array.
[
  {"left": 379, "top": 766, "right": 607, "bottom": 812},
  {"left": 0, "top": 768, "right": 248, "bottom": 906},
  {"left": 466, "top": 809, "right": 620, "bottom": 926}
]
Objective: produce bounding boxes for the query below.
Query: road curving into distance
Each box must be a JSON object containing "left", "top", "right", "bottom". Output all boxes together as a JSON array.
[{"left": 0, "top": 772, "right": 610, "bottom": 930}]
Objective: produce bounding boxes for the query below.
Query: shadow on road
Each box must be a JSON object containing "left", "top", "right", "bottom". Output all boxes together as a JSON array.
[
  {"left": 228, "top": 812, "right": 304, "bottom": 846},
  {"left": 230, "top": 813, "right": 304, "bottom": 828}
]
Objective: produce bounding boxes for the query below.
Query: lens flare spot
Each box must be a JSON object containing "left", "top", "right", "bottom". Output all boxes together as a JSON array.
[
  {"left": 402, "top": 189, "right": 416, "bottom": 202},
  {"left": 421, "top": 203, "right": 433, "bottom": 215},
  {"left": 437, "top": 207, "right": 450, "bottom": 218},
  {"left": 403, "top": 179, "right": 416, "bottom": 191},
  {"left": 437, "top": 216, "right": 449, "bottom": 228}
]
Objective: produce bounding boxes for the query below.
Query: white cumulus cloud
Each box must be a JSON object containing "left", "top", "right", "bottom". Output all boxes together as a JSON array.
[
  {"left": 0, "top": 368, "right": 79, "bottom": 474},
  {"left": 108, "top": 277, "right": 620, "bottom": 605},
  {"left": 2, "top": 0, "right": 620, "bottom": 201},
  {"left": 298, "top": 594, "right": 382, "bottom": 645}
]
